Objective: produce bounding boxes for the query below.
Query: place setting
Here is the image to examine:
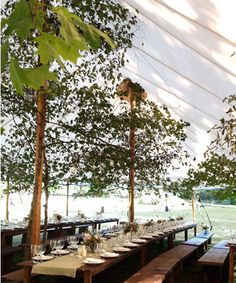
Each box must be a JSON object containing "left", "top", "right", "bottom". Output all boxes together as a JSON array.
[{"left": 31, "top": 244, "right": 54, "bottom": 263}]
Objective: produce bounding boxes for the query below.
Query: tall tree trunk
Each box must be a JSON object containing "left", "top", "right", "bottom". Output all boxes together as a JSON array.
[
  {"left": 26, "top": 90, "right": 46, "bottom": 258},
  {"left": 5, "top": 177, "right": 10, "bottom": 222},
  {"left": 66, "top": 181, "right": 69, "bottom": 217},
  {"left": 43, "top": 152, "right": 49, "bottom": 242},
  {"left": 129, "top": 86, "right": 135, "bottom": 223}
]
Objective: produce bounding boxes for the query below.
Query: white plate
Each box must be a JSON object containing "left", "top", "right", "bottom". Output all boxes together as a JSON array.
[
  {"left": 83, "top": 258, "right": 105, "bottom": 265},
  {"left": 101, "top": 252, "right": 120, "bottom": 258},
  {"left": 67, "top": 245, "right": 79, "bottom": 249},
  {"left": 33, "top": 255, "right": 54, "bottom": 261},
  {"left": 124, "top": 242, "right": 139, "bottom": 248},
  {"left": 141, "top": 235, "right": 153, "bottom": 239},
  {"left": 51, "top": 250, "right": 70, "bottom": 255},
  {"left": 132, "top": 239, "right": 147, "bottom": 243},
  {"left": 113, "top": 247, "right": 130, "bottom": 252},
  {"left": 155, "top": 231, "right": 165, "bottom": 235},
  {"left": 150, "top": 233, "right": 163, "bottom": 237}
]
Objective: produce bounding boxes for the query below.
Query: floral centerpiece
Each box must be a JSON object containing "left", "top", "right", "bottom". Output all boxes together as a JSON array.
[
  {"left": 123, "top": 222, "right": 139, "bottom": 234},
  {"left": 53, "top": 213, "right": 62, "bottom": 223},
  {"left": 83, "top": 231, "right": 101, "bottom": 252},
  {"left": 176, "top": 216, "right": 184, "bottom": 220},
  {"left": 77, "top": 210, "right": 86, "bottom": 220}
]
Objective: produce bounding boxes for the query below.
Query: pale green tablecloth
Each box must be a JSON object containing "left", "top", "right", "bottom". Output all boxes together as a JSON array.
[{"left": 32, "top": 255, "right": 84, "bottom": 278}]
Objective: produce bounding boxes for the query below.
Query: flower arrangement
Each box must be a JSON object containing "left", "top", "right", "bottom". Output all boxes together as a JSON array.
[
  {"left": 157, "top": 219, "right": 166, "bottom": 224},
  {"left": 176, "top": 216, "right": 184, "bottom": 220},
  {"left": 53, "top": 213, "right": 62, "bottom": 223},
  {"left": 83, "top": 231, "right": 101, "bottom": 252},
  {"left": 77, "top": 210, "right": 86, "bottom": 220},
  {"left": 144, "top": 220, "right": 154, "bottom": 227},
  {"left": 123, "top": 222, "right": 139, "bottom": 234}
]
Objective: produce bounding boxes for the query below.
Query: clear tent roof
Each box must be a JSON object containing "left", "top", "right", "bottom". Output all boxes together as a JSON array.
[{"left": 121, "top": 0, "right": 236, "bottom": 173}]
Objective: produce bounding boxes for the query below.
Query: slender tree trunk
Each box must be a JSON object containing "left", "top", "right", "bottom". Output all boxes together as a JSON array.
[
  {"left": 129, "top": 86, "right": 135, "bottom": 223},
  {"left": 26, "top": 90, "right": 46, "bottom": 257},
  {"left": 192, "top": 190, "right": 195, "bottom": 220},
  {"left": 43, "top": 152, "right": 49, "bottom": 242},
  {"left": 66, "top": 181, "right": 69, "bottom": 217},
  {"left": 5, "top": 177, "right": 10, "bottom": 222}
]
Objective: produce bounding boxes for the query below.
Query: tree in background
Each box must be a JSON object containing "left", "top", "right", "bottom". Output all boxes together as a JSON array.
[
  {"left": 70, "top": 79, "right": 190, "bottom": 222},
  {"left": 178, "top": 95, "right": 236, "bottom": 203}
]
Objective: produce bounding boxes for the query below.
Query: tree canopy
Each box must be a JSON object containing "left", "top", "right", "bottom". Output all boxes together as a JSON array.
[{"left": 177, "top": 95, "right": 236, "bottom": 202}]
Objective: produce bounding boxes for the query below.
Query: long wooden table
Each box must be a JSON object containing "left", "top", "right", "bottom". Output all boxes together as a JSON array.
[
  {"left": 1, "top": 218, "right": 119, "bottom": 248},
  {"left": 18, "top": 223, "right": 196, "bottom": 283}
]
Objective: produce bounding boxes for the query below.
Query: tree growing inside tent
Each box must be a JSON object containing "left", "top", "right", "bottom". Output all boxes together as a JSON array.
[
  {"left": 1, "top": 0, "right": 137, "bottom": 249},
  {"left": 1, "top": 0, "right": 116, "bottom": 251},
  {"left": 71, "top": 79, "right": 190, "bottom": 223}
]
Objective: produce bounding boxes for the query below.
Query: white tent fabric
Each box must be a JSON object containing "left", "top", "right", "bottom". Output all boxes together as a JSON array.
[
  {"left": 1, "top": 0, "right": 235, "bottom": 177},
  {"left": 122, "top": 0, "right": 236, "bottom": 173}
]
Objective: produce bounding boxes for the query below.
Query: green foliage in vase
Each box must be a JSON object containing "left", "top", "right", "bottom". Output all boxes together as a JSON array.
[{"left": 123, "top": 221, "right": 139, "bottom": 234}]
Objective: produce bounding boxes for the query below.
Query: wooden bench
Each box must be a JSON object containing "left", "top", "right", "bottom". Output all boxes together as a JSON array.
[
  {"left": 124, "top": 245, "right": 198, "bottom": 283},
  {"left": 212, "top": 240, "right": 229, "bottom": 250},
  {"left": 1, "top": 269, "right": 38, "bottom": 283},
  {"left": 196, "top": 231, "right": 214, "bottom": 245},
  {"left": 1, "top": 246, "right": 25, "bottom": 274},
  {"left": 198, "top": 246, "right": 229, "bottom": 283},
  {"left": 182, "top": 237, "right": 209, "bottom": 255}
]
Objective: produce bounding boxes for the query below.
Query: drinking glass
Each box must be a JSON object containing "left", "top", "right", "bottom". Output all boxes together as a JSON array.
[
  {"left": 55, "top": 240, "right": 64, "bottom": 255},
  {"left": 49, "top": 240, "right": 55, "bottom": 253}
]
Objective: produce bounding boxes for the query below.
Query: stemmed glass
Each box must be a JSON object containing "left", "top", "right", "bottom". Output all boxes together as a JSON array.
[
  {"left": 34, "top": 244, "right": 46, "bottom": 262},
  {"left": 49, "top": 240, "right": 56, "bottom": 254},
  {"left": 67, "top": 236, "right": 78, "bottom": 248},
  {"left": 55, "top": 240, "right": 64, "bottom": 256},
  {"left": 39, "top": 244, "right": 46, "bottom": 260}
]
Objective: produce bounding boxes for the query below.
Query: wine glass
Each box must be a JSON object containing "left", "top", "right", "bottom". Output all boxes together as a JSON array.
[
  {"left": 49, "top": 240, "right": 56, "bottom": 253},
  {"left": 38, "top": 244, "right": 46, "bottom": 262},
  {"left": 55, "top": 240, "right": 64, "bottom": 256},
  {"left": 68, "top": 236, "right": 78, "bottom": 248}
]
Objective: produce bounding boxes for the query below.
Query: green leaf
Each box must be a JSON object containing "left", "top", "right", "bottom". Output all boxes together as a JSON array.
[
  {"left": 35, "top": 10, "right": 45, "bottom": 33},
  {"left": 71, "top": 12, "right": 116, "bottom": 49},
  {"left": 24, "top": 65, "right": 57, "bottom": 90},
  {"left": 1, "top": 40, "right": 9, "bottom": 72},
  {"left": 10, "top": 58, "right": 57, "bottom": 94},
  {"left": 4, "top": 0, "right": 34, "bottom": 41},
  {"left": 10, "top": 58, "right": 25, "bottom": 94},
  {"left": 53, "top": 7, "right": 89, "bottom": 50},
  {"left": 53, "top": 7, "right": 115, "bottom": 50},
  {"left": 35, "top": 33, "right": 81, "bottom": 65}
]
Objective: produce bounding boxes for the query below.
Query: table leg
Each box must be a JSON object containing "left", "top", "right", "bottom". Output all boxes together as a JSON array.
[
  {"left": 184, "top": 230, "right": 188, "bottom": 241},
  {"left": 159, "top": 239, "right": 164, "bottom": 248},
  {"left": 194, "top": 226, "right": 197, "bottom": 236},
  {"left": 229, "top": 246, "right": 235, "bottom": 283},
  {"left": 84, "top": 270, "right": 92, "bottom": 283},
  {"left": 23, "top": 266, "right": 32, "bottom": 283},
  {"left": 141, "top": 246, "right": 147, "bottom": 266},
  {"left": 167, "top": 234, "right": 173, "bottom": 249}
]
